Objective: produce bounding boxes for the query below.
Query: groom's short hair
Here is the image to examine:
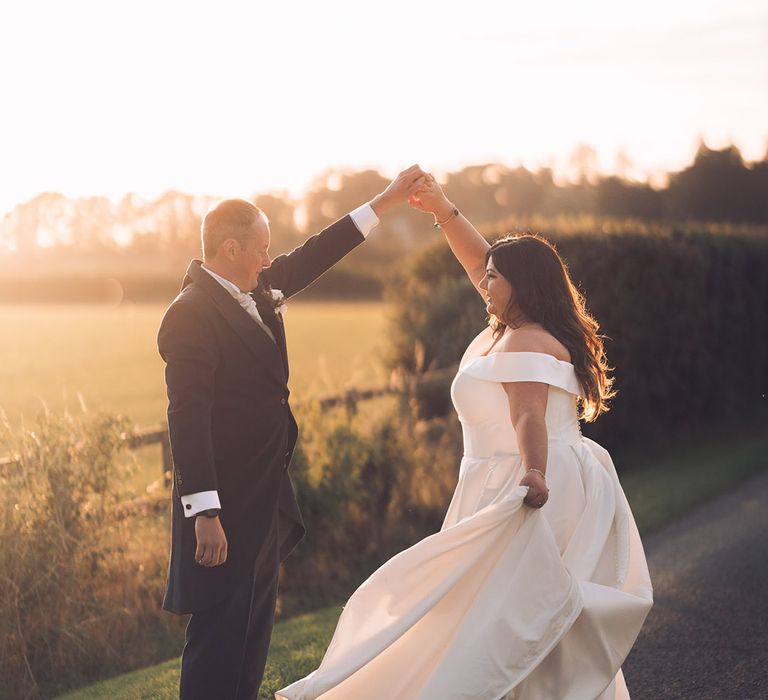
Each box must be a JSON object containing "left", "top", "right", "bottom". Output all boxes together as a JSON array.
[{"left": 202, "top": 199, "right": 267, "bottom": 261}]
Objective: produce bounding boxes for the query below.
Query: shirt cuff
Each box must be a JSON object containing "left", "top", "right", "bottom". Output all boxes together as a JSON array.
[
  {"left": 180, "top": 490, "right": 221, "bottom": 518},
  {"left": 349, "top": 203, "right": 380, "bottom": 238}
]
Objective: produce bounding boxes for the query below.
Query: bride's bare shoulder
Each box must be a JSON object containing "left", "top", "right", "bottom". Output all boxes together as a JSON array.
[{"left": 496, "top": 325, "right": 571, "bottom": 363}]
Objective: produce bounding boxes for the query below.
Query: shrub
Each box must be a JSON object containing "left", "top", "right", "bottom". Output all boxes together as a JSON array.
[{"left": 279, "top": 399, "right": 462, "bottom": 615}]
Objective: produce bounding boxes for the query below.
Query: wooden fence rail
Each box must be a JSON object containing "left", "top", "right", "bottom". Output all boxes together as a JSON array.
[{"left": 0, "top": 366, "right": 458, "bottom": 486}]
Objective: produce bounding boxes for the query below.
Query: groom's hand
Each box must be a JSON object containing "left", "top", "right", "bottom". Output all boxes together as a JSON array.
[
  {"left": 194, "top": 515, "right": 228, "bottom": 567},
  {"left": 370, "top": 164, "right": 427, "bottom": 218}
]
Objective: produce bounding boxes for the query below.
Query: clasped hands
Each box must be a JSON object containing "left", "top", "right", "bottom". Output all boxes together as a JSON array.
[{"left": 370, "top": 166, "right": 454, "bottom": 221}]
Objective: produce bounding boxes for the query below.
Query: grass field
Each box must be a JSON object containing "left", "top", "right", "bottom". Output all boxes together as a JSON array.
[
  {"left": 0, "top": 301, "right": 390, "bottom": 428},
  {"left": 57, "top": 426, "right": 768, "bottom": 700},
  {"left": 1, "top": 301, "right": 391, "bottom": 492}
]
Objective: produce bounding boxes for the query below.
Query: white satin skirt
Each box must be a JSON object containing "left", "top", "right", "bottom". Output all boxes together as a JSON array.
[{"left": 277, "top": 437, "right": 652, "bottom": 700}]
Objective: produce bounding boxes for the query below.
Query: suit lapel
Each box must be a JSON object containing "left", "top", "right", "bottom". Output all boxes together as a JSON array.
[
  {"left": 254, "top": 293, "right": 289, "bottom": 378},
  {"left": 182, "top": 261, "right": 286, "bottom": 382}
]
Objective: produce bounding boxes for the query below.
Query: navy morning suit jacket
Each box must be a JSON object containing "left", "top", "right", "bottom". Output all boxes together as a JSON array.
[{"left": 158, "top": 215, "right": 365, "bottom": 614}]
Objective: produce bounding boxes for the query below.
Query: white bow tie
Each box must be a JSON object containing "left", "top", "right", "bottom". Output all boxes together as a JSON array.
[{"left": 235, "top": 292, "right": 260, "bottom": 317}]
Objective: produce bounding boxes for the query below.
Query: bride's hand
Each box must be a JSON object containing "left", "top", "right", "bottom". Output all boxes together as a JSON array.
[
  {"left": 408, "top": 173, "right": 454, "bottom": 219},
  {"left": 520, "top": 471, "right": 549, "bottom": 509},
  {"left": 369, "top": 164, "right": 427, "bottom": 218}
]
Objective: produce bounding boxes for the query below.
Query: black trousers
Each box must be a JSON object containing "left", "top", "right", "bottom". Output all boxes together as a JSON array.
[{"left": 179, "top": 515, "right": 280, "bottom": 700}]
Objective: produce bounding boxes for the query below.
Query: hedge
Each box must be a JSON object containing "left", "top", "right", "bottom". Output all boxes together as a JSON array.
[{"left": 385, "top": 223, "right": 768, "bottom": 453}]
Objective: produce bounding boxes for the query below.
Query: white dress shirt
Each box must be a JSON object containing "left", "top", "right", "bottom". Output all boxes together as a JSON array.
[
  {"left": 202, "top": 265, "right": 277, "bottom": 342},
  {"left": 180, "top": 203, "right": 379, "bottom": 517}
]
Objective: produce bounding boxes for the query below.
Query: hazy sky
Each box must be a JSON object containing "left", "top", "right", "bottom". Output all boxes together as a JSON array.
[{"left": 1, "top": 0, "right": 766, "bottom": 217}]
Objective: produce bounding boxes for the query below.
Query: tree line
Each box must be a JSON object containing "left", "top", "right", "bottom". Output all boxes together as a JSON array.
[{"left": 3, "top": 141, "right": 767, "bottom": 262}]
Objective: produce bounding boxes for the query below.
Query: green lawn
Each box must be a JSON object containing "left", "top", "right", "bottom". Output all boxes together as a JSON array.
[
  {"left": 56, "top": 605, "right": 344, "bottom": 700},
  {"left": 619, "top": 423, "right": 768, "bottom": 534},
  {"left": 57, "top": 427, "right": 768, "bottom": 700}
]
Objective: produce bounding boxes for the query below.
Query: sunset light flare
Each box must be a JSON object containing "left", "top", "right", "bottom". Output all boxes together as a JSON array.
[{"left": 1, "top": 0, "right": 766, "bottom": 218}]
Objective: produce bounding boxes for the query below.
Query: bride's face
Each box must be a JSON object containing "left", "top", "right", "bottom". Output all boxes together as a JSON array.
[{"left": 479, "top": 258, "right": 514, "bottom": 320}]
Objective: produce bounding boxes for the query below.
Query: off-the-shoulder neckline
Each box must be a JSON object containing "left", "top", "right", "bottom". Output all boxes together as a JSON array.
[{"left": 467, "top": 350, "right": 574, "bottom": 368}]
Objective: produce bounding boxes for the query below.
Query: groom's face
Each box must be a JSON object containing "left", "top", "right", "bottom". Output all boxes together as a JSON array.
[{"left": 236, "top": 215, "right": 271, "bottom": 290}]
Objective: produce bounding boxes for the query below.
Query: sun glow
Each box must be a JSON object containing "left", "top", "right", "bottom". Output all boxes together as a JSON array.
[{"left": 0, "top": 0, "right": 766, "bottom": 217}]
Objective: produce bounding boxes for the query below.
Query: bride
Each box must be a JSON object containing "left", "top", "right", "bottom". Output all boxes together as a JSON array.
[{"left": 277, "top": 175, "right": 653, "bottom": 700}]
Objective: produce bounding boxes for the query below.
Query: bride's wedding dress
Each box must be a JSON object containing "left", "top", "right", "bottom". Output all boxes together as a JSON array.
[{"left": 277, "top": 331, "right": 653, "bottom": 700}]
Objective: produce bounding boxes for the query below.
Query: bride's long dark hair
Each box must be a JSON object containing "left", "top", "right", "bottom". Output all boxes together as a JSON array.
[{"left": 487, "top": 233, "right": 615, "bottom": 422}]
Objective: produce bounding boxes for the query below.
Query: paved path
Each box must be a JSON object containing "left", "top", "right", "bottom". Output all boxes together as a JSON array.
[{"left": 623, "top": 469, "right": 768, "bottom": 699}]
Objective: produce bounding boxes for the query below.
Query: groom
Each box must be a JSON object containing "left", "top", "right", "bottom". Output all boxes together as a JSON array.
[{"left": 158, "top": 165, "right": 426, "bottom": 699}]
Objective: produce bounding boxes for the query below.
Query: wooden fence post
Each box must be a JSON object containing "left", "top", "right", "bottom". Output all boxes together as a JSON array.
[{"left": 344, "top": 390, "right": 359, "bottom": 420}]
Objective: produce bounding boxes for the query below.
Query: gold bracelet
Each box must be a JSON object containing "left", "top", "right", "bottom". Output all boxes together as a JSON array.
[
  {"left": 526, "top": 468, "right": 547, "bottom": 481},
  {"left": 434, "top": 207, "right": 459, "bottom": 229}
]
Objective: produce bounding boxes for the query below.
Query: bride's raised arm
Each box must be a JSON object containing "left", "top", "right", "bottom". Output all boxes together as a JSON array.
[{"left": 410, "top": 174, "right": 490, "bottom": 295}]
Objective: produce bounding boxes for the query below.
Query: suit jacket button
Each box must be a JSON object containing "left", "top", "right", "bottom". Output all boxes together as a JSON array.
[{"left": 280, "top": 398, "right": 287, "bottom": 405}]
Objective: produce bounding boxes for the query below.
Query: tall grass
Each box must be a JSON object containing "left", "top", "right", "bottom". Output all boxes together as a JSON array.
[{"left": 0, "top": 410, "right": 180, "bottom": 700}]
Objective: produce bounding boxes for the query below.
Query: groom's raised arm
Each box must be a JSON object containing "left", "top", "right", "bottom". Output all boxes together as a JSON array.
[
  {"left": 261, "top": 165, "right": 426, "bottom": 298},
  {"left": 260, "top": 207, "right": 376, "bottom": 299}
]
